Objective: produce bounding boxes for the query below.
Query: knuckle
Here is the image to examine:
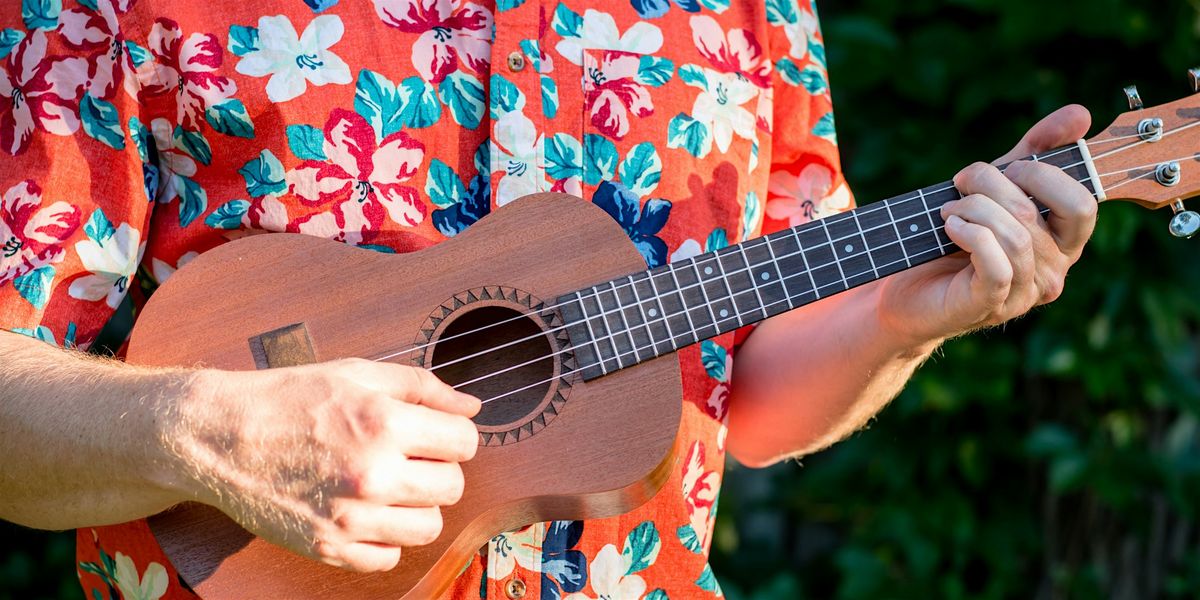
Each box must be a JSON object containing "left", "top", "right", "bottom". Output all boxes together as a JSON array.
[
  {"left": 443, "top": 464, "right": 466, "bottom": 504},
  {"left": 311, "top": 537, "right": 341, "bottom": 563},
  {"left": 1010, "top": 199, "right": 1040, "bottom": 223},
  {"left": 1041, "top": 276, "right": 1065, "bottom": 304}
]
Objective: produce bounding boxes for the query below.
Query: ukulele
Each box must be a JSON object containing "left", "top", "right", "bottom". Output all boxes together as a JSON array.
[{"left": 126, "top": 80, "right": 1200, "bottom": 599}]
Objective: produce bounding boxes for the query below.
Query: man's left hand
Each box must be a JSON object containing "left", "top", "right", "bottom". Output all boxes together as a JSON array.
[{"left": 876, "top": 104, "right": 1099, "bottom": 346}]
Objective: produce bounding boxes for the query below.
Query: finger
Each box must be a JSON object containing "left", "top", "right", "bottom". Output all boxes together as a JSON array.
[
  {"left": 339, "top": 504, "right": 444, "bottom": 547},
  {"left": 389, "top": 402, "right": 478, "bottom": 462},
  {"left": 941, "top": 195, "right": 1034, "bottom": 272},
  {"left": 943, "top": 215, "right": 1012, "bottom": 312},
  {"left": 1002, "top": 160, "right": 1098, "bottom": 258},
  {"left": 322, "top": 541, "right": 402, "bottom": 573},
  {"left": 342, "top": 360, "right": 481, "bottom": 417},
  {"left": 996, "top": 104, "right": 1092, "bottom": 163},
  {"left": 360, "top": 457, "right": 466, "bottom": 505},
  {"left": 954, "top": 162, "right": 1049, "bottom": 235}
]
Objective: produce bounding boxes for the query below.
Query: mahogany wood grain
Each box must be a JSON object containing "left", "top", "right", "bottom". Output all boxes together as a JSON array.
[{"left": 126, "top": 193, "right": 684, "bottom": 599}]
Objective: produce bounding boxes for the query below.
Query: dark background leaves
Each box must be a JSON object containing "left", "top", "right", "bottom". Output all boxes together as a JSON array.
[{"left": 3, "top": 0, "right": 1199, "bottom": 598}]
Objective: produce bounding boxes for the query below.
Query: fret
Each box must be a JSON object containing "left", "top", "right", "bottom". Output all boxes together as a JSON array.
[
  {"left": 595, "top": 282, "right": 634, "bottom": 370},
  {"left": 882, "top": 198, "right": 912, "bottom": 270},
  {"left": 784, "top": 228, "right": 820, "bottom": 303},
  {"left": 736, "top": 244, "right": 769, "bottom": 321},
  {"left": 817, "top": 218, "right": 851, "bottom": 294},
  {"left": 695, "top": 254, "right": 738, "bottom": 329},
  {"left": 745, "top": 237, "right": 790, "bottom": 315},
  {"left": 665, "top": 263, "right": 700, "bottom": 346},
  {"left": 769, "top": 229, "right": 816, "bottom": 305},
  {"left": 676, "top": 259, "right": 718, "bottom": 340},
  {"left": 616, "top": 275, "right": 652, "bottom": 362},
  {"left": 688, "top": 259, "right": 723, "bottom": 339},
  {"left": 797, "top": 223, "right": 839, "bottom": 298},
  {"left": 923, "top": 185, "right": 957, "bottom": 248},
  {"left": 825, "top": 212, "right": 873, "bottom": 287},
  {"left": 578, "top": 290, "right": 616, "bottom": 374},
  {"left": 607, "top": 281, "right": 639, "bottom": 365},
  {"left": 707, "top": 253, "right": 744, "bottom": 328},
  {"left": 849, "top": 210, "right": 880, "bottom": 279},
  {"left": 557, "top": 293, "right": 603, "bottom": 380},
  {"left": 717, "top": 248, "right": 758, "bottom": 323},
  {"left": 859, "top": 202, "right": 906, "bottom": 278},
  {"left": 630, "top": 272, "right": 672, "bottom": 356},
  {"left": 646, "top": 269, "right": 689, "bottom": 349}
]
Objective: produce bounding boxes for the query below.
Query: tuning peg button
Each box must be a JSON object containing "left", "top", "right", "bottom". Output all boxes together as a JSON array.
[
  {"left": 1170, "top": 201, "right": 1199, "bottom": 239},
  {"left": 1125, "top": 85, "right": 1144, "bottom": 110},
  {"left": 1191, "top": 68, "right": 1200, "bottom": 94}
]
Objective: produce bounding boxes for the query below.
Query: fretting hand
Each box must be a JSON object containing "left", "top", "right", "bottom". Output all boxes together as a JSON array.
[
  {"left": 876, "top": 105, "right": 1099, "bottom": 345},
  {"left": 162, "top": 359, "right": 480, "bottom": 573}
]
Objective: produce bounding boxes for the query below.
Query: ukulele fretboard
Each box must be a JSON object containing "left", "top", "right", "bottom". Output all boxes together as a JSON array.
[{"left": 559, "top": 144, "right": 1100, "bottom": 380}]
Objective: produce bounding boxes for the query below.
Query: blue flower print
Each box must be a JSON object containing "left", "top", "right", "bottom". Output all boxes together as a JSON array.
[
  {"left": 540, "top": 520, "right": 588, "bottom": 599},
  {"left": 592, "top": 180, "right": 673, "bottom": 268}
]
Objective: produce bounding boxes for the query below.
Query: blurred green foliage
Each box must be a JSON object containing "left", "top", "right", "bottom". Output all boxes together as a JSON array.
[
  {"left": 714, "top": 0, "right": 1200, "bottom": 599},
  {"left": 3, "top": 1, "right": 1199, "bottom": 599}
]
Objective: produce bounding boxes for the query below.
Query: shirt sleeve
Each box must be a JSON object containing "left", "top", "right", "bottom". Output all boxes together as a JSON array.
[
  {"left": 0, "top": 7, "right": 156, "bottom": 350},
  {"left": 760, "top": 0, "right": 855, "bottom": 239}
]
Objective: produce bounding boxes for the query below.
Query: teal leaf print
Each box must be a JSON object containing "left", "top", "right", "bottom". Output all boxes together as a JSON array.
[
  {"left": 173, "top": 126, "right": 211, "bottom": 166},
  {"left": 551, "top": 3, "right": 582, "bottom": 38},
  {"left": 519, "top": 39, "right": 542, "bottom": 72},
  {"left": 695, "top": 564, "right": 720, "bottom": 592},
  {"left": 396, "top": 76, "right": 441, "bottom": 129},
  {"left": 124, "top": 40, "right": 150, "bottom": 67},
  {"left": 540, "top": 75, "right": 559, "bottom": 119},
  {"left": 636, "top": 55, "right": 675, "bottom": 87},
  {"left": 13, "top": 265, "right": 54, "bottom": 309},
  {"left": 583, "top": 133, "right": 618, "bottom": 186},
  {"left": 705, "top": 228, "right": 728, "bottom": 252},
  {"left": 545, "top": 133, "right": 582, "bottom": 181},
  {"left": 812, "top": 112, "right": 837, "bottom": 142},
  {"left": 488, "top": 74, "right": 525, "bottom": 118},
  {"left": 238, "top": 150, "right": 286, "bottom": 198},
  {"left": 286, "top": 124, "right": 326, "bottom": 160},
  {"left": 496, "top": 0, "right": 526, "bottom": 10},
  {"left": 700, "top": 340, "right": 728, "bottom": 381},
  {"left": 303, "top": 0, "right": 339, "bottom": 11},
  {"left": 0, "top": 29, "right": 25, "bottom": 59},
  {"left": 128, "top": 117, "right": 152, "bottom": 163},
  {"left": 77, "top": 0, "right": 96, "bottom": 10},
  {"left": 765, "top": 0, "right": 798, "bottom": 24},
  {"left": 473, "top": 139, "right": 489, "bottom": 174},
  {"left": 742, "top": 191, "right": 762, "bottom": 241},
  {"left": 775, "top": 58, "right": 800, "bottom": 86},
  {"left": 84, "top": 208, "right": 114, "bottom": 243},
  {"left": 621, "top": 521, "right": 662, "bottom": 575},
  {"left": 677, "top": 64, "right": 707, "bottom": 89},
  {"left": 699, "top": 0, "right": 729, "bottom": 12},
  {"left": 12, "top": 325, "right": 57, "bottom": 345},
  {"left": 205, "top": 99, "right": 255, "bottom": 138},
  {"left": 618, "top": 142, "right": 662, "bottom": 197},
  {"left": 438, "top": 72, "right": 486, "bottom": 130},
  {"left": 22, "top": 0, "right": 60, "bottom": 30},
  {"left": 79, "top": 94, "right": 125, "bottom": 150},
  {"left": 204, "top": 200, "right": 249, "bottom": 230},
  {"left": 647, "top": 590, "right": 669, "bottom": 600},
  {"left": 355, "top": 69, "right": 402, "bottom": 137},
  {"left": 808, "top": 38, "right": 828, "bottom": 71},
  {"left": 358, "top": 243, "right": 396, "bottom": 253},
  {"left": 425, "top": 159, "right": 466, "bottom": 209},
  {"left": 177, "top": 176, "right": 207, "bottom": 227},
  {"left": 667, "top": 113, "right": 712, "bottom": 159},
  {"left": 228, "top": 25, "right": 259, "bottom": 57},
  {"left": 777, "top": 58, "right": 827, "bottom": 94},
  {"left": 676, "top": 524, "right": 703, "bottom": 554}
]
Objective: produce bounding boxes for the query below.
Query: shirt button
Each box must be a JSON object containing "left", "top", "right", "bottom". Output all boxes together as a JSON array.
[
  {"left": 504, "top": 578, "right": 527, "bottom": 599},
  {"left": 507, "top": 51, "right": 525, "bottom": 72}
]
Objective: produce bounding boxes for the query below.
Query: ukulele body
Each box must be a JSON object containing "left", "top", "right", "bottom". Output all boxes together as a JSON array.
[{"left": 126, "top": 193, "right": 683, "bottom": 599}]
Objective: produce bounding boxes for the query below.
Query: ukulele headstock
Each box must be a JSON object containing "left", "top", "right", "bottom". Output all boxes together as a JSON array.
[{"left": 1086, "top": 69, "right": 1200, "bottom": 238}]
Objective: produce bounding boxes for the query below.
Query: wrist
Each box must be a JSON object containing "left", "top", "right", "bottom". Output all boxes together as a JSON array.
[
  {"left": 149, "top": 367, "right": 232, "bottom": 506},
  {"left": 867, "top": 282, "right": 947, "bottom": 360}
]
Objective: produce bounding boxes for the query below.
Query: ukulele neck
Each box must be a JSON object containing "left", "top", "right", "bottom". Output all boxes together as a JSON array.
[{"left": 558, "top": 142, "right": 1103, "bottom": 381}]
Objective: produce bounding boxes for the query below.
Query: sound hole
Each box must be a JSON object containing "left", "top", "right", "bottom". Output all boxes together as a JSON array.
[{"left": 430, "top": 306, "right": 555, "bottom": 427}]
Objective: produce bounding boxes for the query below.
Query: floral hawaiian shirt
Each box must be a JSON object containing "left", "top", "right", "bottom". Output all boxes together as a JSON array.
[{"left": 0, "top": 0, "right": 852, "bottom": 598}]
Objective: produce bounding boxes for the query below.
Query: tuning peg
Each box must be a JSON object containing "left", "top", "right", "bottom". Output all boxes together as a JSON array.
[
  {"left": 1125, "top": 85, "right": 1144, "bottom": 110},
  {"left": 1169, "top": 201, "right": 1199, "bottom": 239},
  {"left": 1190, "top": 68, "right": 1200, "bottom": 94}
]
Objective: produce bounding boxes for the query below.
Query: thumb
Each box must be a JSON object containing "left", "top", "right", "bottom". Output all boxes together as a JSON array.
[{"left": 995, "top": 104, "right": 1092, "bottom": 164}]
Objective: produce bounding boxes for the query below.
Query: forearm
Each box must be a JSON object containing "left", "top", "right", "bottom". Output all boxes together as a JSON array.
[
  {"left": 726, "top": 281, "right": 941, "bottom": 467},
  {"left": 0, "top": 330, "right": 189, "bottom": 529}
]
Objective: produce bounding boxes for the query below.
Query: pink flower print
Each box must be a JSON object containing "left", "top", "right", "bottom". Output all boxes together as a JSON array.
[
  {"left": 56, "top": 0, "right": 138, "bottom": 101},
  {"left": 0, "top": 30, "right": 88, "bottom": 155},
  {"left": 766, "top": 162, "right": 852, "bottom": 227},
  {"left": 681, "top": 441, "right": 720, "bottom": 551},
  {"left": 584, "top": 50, "right": 653, "bottom": 140},
  {"left": 0, "top": 180, "right": 81, "bottom": 285},
  {"left": 689, "top": 15, "right": 770, "bottom": 88},
  {"left": 286, "top": 109, "right": 426, "bottom": 245},
  {"left": 143, "top": 18, "right": 237, "bottom": 128},
  {"left": 372, "top": 0, "right": 492, "bottom": 84}
]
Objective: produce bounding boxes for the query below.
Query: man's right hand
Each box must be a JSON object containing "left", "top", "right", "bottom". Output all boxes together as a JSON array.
[{"left": 165, "top": 358, "right": 481, "bottom": 573}]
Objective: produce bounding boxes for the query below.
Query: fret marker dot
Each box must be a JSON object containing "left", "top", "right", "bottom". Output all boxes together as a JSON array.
[
  {"left": 909, "top": 224, "right": 919, "bottom": 233},
  {"left": 719, "top": 309, "right": 729, "bottom": 318},
  {"left": 704, "top": 266, "right": 713, "bottom": 275},
  {"left": 648, "top": 308, "right": 658, "bottom": 317},
  {"left": 844, "top": 244, "right": 854, "bottom": 253},
  {"left": 760, "top": 272, "right": 770, "bottom": 281}
]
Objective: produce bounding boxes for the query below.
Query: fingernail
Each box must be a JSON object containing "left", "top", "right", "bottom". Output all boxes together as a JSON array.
[
  {"left": 945, "top": 214, "right": 963, "bottom": 227},
  {"left": 1006, "top": 160, "right": 1029, "bottom": 175}
]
